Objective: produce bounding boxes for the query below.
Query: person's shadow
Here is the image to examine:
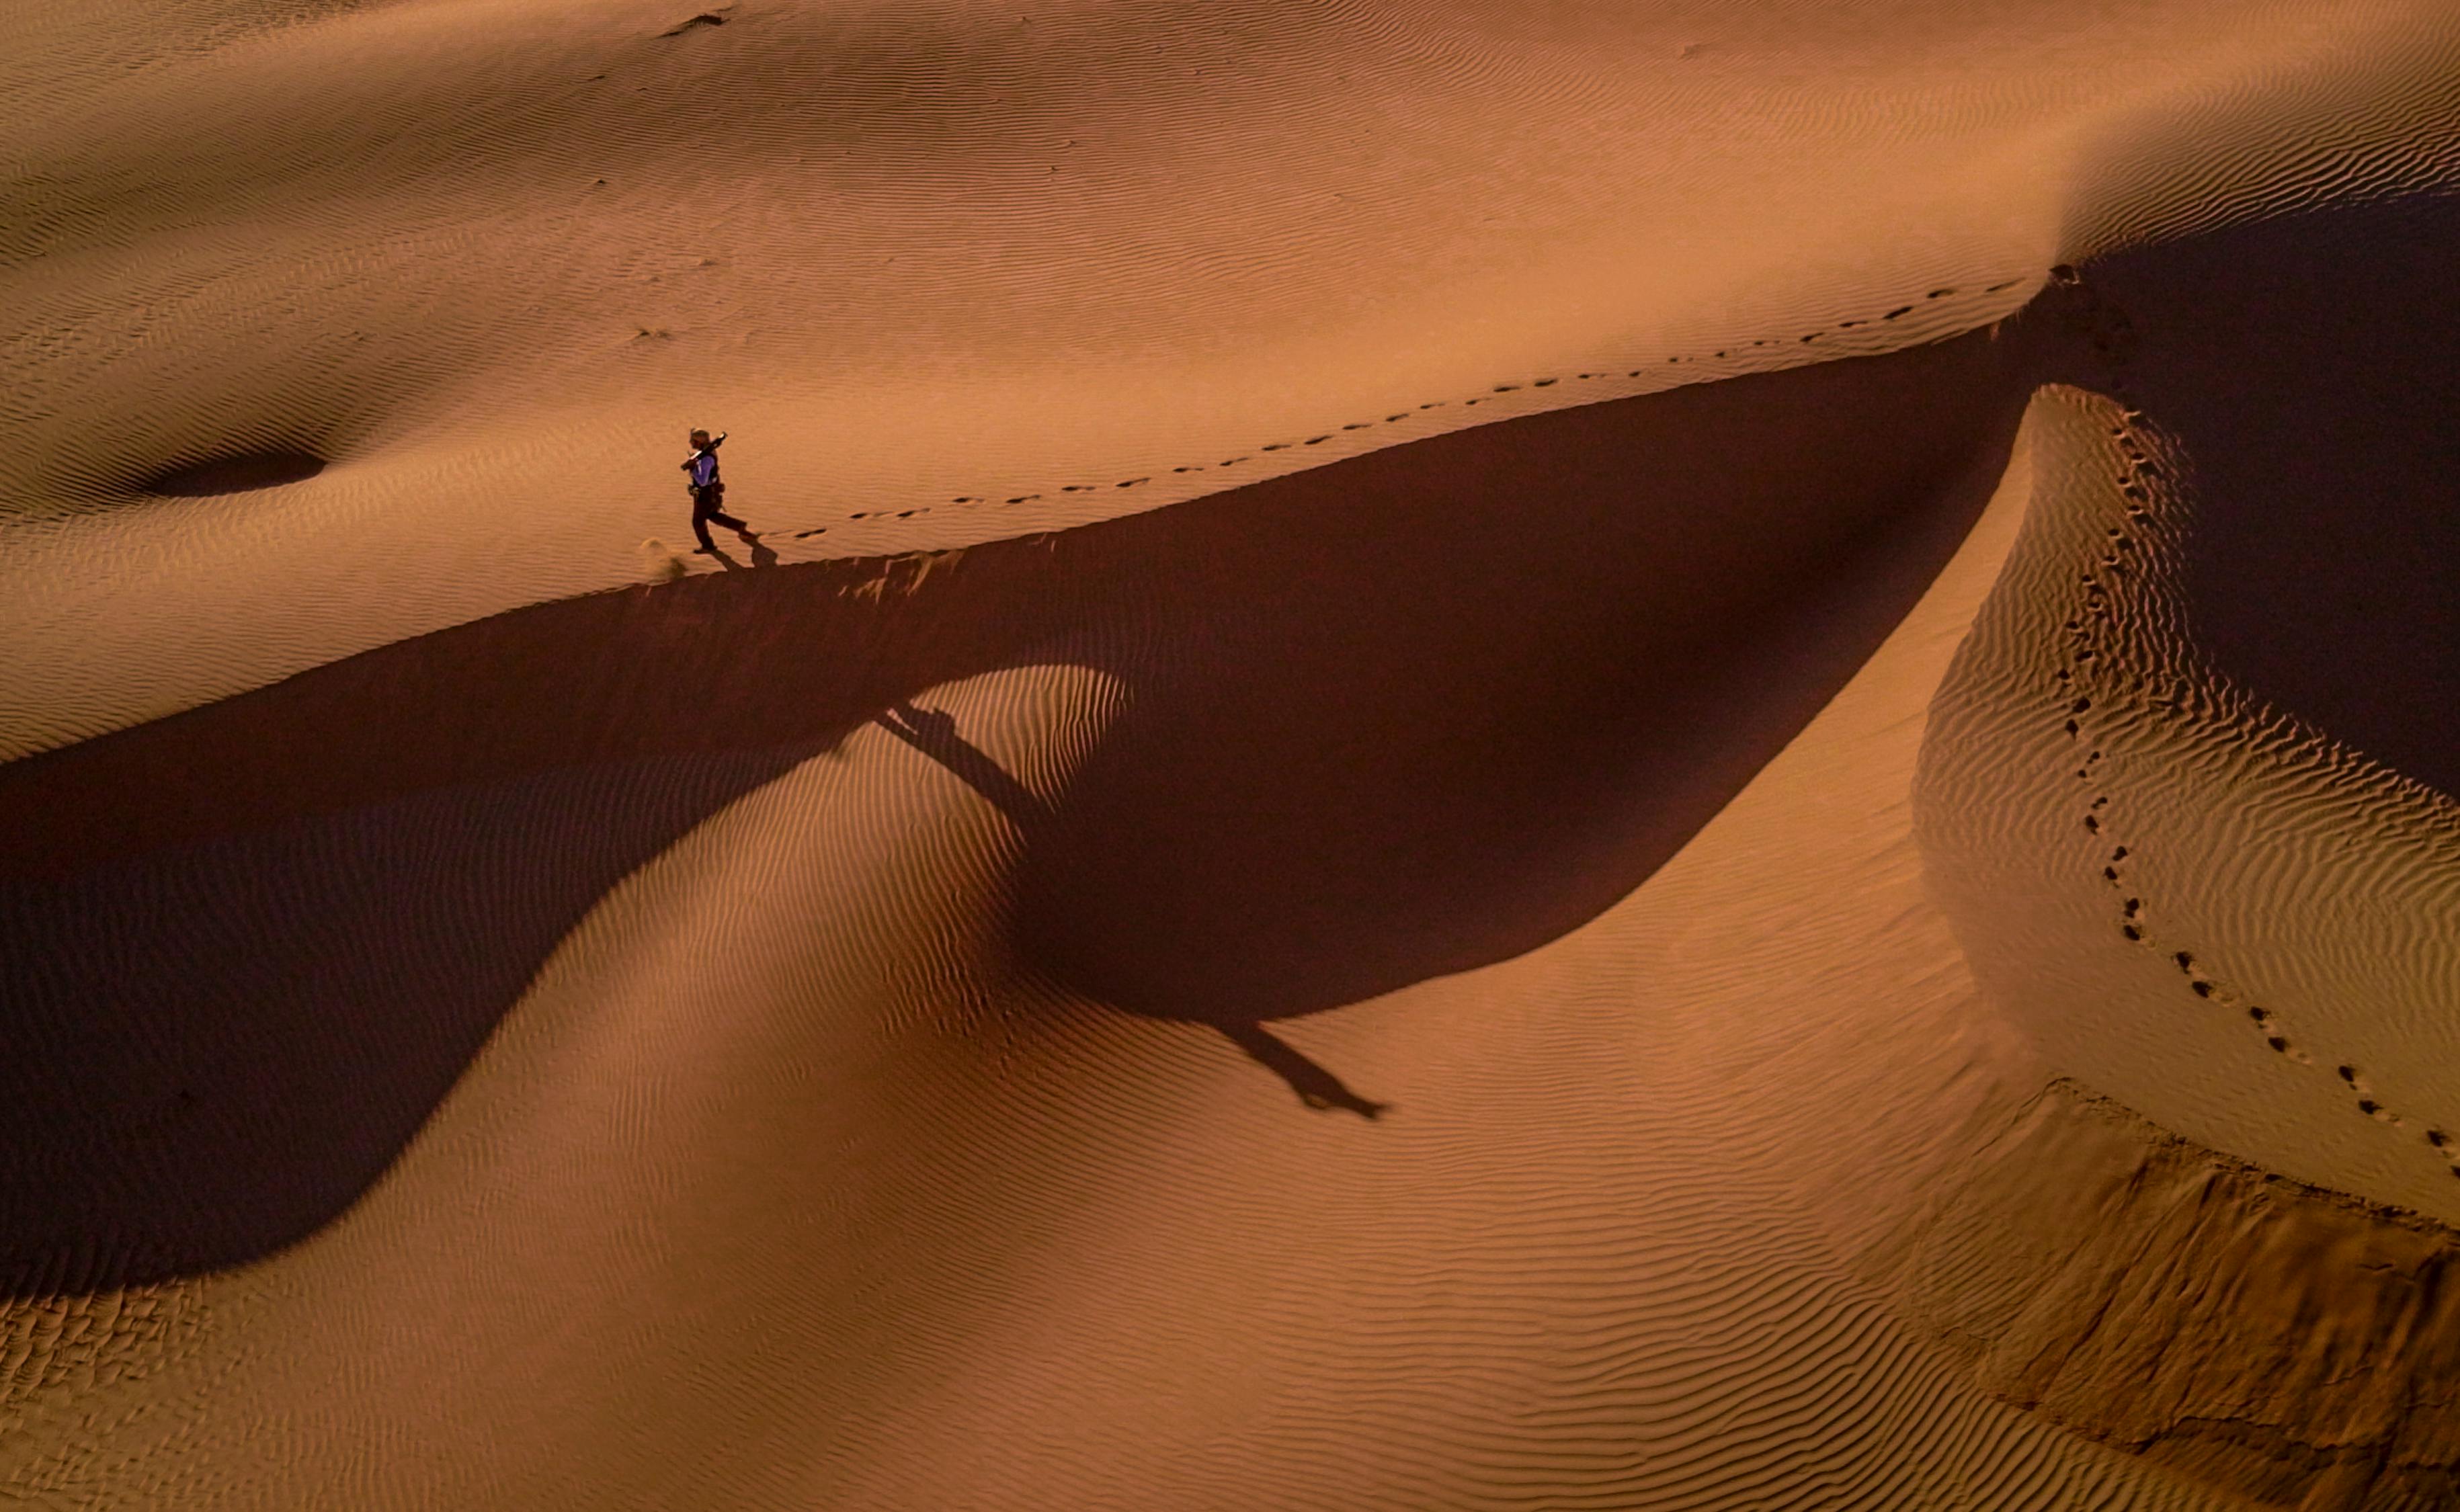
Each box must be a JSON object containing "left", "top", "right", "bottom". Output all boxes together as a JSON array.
[
  {"left": 872, "top": 699, "right": 1390, "bottom": 1120},
  {"left": 704, "top": 532, "right": 778, "bottom": 572}
]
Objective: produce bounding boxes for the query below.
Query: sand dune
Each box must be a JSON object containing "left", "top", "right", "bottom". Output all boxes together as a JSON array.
[
  {"left": 2, "top": 326, "right": 2027, "bottom": 1293},
  {"left": 10, "top": 0, "right": 2460, "bottom": 1506},
  {"left": 5, "top": 375, "right": 2151, "bottom": 1508},
  {"left": 1921, "top": 194, "right": 2460, "bottom": 1227},
  {"left": 1902, "top": 190, "right": 2460, "bottom": 1507},
  {"left": 9, "top": 0, "right": 2456, "bottom": 761}
]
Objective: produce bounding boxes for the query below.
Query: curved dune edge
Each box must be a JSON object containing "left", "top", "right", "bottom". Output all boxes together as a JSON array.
[
  {"left": 0, "top": 324, "right": 2034, "bottom": 1296},
  {"left": 1914, "top": 196, "right": 2460, "bottom": 1227},
  {"left": 1, "top": 331, "right": 2258, "bottom": 1509},
  {"left": 9, "top": 0, "right": 2460, "bottom": 768},
  {"left": 1892, "top": 1079, "right": 2460, "bottom": 1510},
  {"left": 1895, "top": 193, "right": 2460, "bottom": 1506},
  {"left": 7, "top": 253, "right": 2459, "bottom": 1507},
  {"left": 9, "top": 4, "right": 2460, "bottom": 1495}
]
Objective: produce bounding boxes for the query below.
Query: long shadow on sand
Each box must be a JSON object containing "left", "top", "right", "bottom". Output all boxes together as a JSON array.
[
  {"left": 0, "top": 319, "right": 2036, "bottom": 1294},
  {"left": 878, "top": 699, "right": 1393, "bottom": 1118}
]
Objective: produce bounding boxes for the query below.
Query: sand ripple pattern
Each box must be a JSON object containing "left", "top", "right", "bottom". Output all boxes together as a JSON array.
[
  {"left": 1918, "top": 203, "right": 2460, "bottom": 1225},
  {"left": 2043, "top": 268, "right": 2460, "bottom": 1181},
  {"left": 0, "top": 325, "right": 2245, "bottom": 1509},
  {"left": 1900, "top": 1079, "right": 2460, "bottom": 1509},
  {"left": 12, "top": 1, "right": 2460, "bottom": 1506},
  {"left": 1911, "top": 204, "right": 2460, "bottom": 1503}
]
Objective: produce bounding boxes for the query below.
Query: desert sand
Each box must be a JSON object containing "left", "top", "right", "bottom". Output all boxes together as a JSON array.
[{"left": 7, "top": 0, "right": 2460, "bottom": 1506}]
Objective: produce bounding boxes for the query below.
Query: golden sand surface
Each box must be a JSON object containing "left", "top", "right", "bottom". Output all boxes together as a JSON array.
[{"left": 7, "top": 1, "right": 2460, "bottom": 1506}]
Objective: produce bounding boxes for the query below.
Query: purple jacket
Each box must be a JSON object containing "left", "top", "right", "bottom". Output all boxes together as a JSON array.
[{"left": 682, "top": 433, "right": 726, "bottom": 489}]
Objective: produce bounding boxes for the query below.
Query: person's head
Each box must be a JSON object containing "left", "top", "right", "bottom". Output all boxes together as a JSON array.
[{"left": 689, "top": 429, "right": 711, "bottom": 448}]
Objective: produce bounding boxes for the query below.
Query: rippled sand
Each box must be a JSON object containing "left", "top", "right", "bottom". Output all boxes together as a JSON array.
[{"left": 7, "top": 1, "right": 2460, "bottom": 1506}]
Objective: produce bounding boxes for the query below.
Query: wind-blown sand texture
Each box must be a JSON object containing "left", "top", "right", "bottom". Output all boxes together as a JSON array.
[{"left": 6, "top": 0, "right": 2460, "bottom": 1506}]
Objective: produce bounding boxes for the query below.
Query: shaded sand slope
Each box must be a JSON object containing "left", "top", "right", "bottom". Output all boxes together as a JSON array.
[
  {"left": 1919, "top": 190, "right": 2460, "bottom": 1220},
  {"left": 9, "top": 1, "right": 2460, "bottom": 1503},
  {"left": 1, "top": 323, "right": 2028, "bottom": 1294},
  {"left": 1902, "top": 192, "right": 2460, "bottom": 1505},
  {"left": 2104, "top": 195, "right": 2460, "bottom": 801},
  {"left": 1, "top": 362, "right": 2244, "bottom": 1510}
]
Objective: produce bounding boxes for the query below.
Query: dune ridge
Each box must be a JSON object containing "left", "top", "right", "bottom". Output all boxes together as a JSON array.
[
  {"left": 9, "top": 0, "right": 2459, "bottom": 771},
  {"left": 5, "top": 348, "right": 2242, "bottom": 1509},
  {"left": 13, "top": 0, "right": 2460, "bottom": 1505},
  {"left": 1, "top": 324, "right": 2029, "bottom": 1296},
  {"left": 1917, "top": 193, "right": 2460, "bottom": 1224},
  {"left": 1894, "top": 187, "right": 2460, "bottom": 1508}
]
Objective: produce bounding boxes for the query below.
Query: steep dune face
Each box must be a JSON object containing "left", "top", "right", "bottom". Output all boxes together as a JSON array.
[
  {"left": 1918, "top": 194, "right": 2460, "bottom": 1221},
  {"left": 1908, "top": 196, "right": 2460, "bottom": 1503},
  {"left": 13, "top": 0, "right": 2460, "bottom": 1506},
  {"left": 1002, "top": 329, "right": 2032, "bottom": 1027},
  {"left": 6, "top": 358, "right": 2233, "bottom": 1511},
  {"left": 1, "top": 326, "right": 2026, "bottom": 1295}
]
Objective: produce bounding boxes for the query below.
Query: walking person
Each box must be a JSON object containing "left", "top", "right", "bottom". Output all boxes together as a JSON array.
[{"left": 681, "top": 428, "right": 755, "bottom": 552}]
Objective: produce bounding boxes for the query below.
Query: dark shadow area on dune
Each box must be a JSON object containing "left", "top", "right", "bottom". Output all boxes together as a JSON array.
[
  {"left": 1217, "top": 1023, "right": 1393, "bottom": 1120},
  {"left": 878, "top": 699, "right": 1390, "bottom": 1118},
  {"left": 2065, "top": 192, "right": 2460, "bottom": 800},
  {"left": 999, "top": 343, "right": 2034, "bottom": 1033},
  {"left": 0, "top": 319, "right": 2037, "bottom": 1294},
  {"left": 140, "top": 450, "right": 327, "bottom": 497},
  {"left": 703, "top": 532, "right": 780, "bottom": 571}
]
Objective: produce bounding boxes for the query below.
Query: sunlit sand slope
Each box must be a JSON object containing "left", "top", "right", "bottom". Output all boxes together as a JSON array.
[
  {"left": 9, "top": 0, "right": 2460, "bottom": 1507},
  {"left": 6, "top": 0, "right": 2457, "bottom": 759},
  {"left": 1911, "top": 195, "right": 2460, "bottom": 1504},
  {"left": 5, "top": 341, "right": 2237, "bottom": 1509}
]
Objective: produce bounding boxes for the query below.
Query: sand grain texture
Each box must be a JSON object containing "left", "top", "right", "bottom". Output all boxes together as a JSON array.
[{"left": 9, "top": 0, "right": 2460, "bottom": 1507}]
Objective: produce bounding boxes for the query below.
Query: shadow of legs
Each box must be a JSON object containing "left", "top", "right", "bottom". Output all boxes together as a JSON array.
[
  {"left": 875, "top": 704, "right": 1389, "bottom": 1119},
  {"left": 1219, "top": 1022, "right": 1389, "bottom": 1119}
]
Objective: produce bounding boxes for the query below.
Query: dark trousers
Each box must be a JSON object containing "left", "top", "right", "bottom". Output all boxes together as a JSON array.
[{"left": 690, "top": 485, "right": 745, "bottom": 549}]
